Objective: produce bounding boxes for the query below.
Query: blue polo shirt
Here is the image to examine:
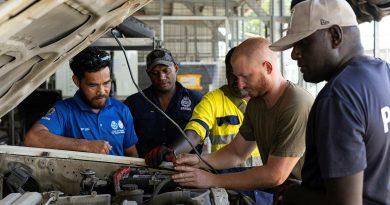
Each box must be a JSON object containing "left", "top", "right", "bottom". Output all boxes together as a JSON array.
[
  {"left": 38, "top": 90, "right": 138, "bottom": 156},
  {"left": 124, "top": 82, "right": 202, "bottom": 157}
]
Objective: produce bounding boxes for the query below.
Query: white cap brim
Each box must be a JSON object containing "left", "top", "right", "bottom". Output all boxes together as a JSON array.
[{"left": 269, "top": 30, "right": 315, "bottom": 51}]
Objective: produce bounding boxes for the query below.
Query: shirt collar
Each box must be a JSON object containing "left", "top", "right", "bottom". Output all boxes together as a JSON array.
[
  {"left": 143, "top": 82, "right": 189, "bottom": 108},
  {"left": 73, "top": 90, "right": 112, "bottom": 112},
  {"left": 175, "top": 82, "right": 191, "bottom": 97}
]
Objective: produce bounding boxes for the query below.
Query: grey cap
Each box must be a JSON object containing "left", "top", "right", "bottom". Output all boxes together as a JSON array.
[{"left": 146, "top": 48, "right": 177, "bottom": 72}]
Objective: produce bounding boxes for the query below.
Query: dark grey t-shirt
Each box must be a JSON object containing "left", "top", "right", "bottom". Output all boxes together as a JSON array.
[{"left": 302, "top": 56, "right": 390, "bottom": 205}]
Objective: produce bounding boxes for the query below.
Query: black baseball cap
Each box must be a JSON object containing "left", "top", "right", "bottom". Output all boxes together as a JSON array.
[{"left": 146, "top": 48, "right": 177, "bottom": 72}]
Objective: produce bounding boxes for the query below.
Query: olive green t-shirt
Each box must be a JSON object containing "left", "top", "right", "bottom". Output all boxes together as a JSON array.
[{"left": 240, "top": 81, "right": 314, "bottom": 180}]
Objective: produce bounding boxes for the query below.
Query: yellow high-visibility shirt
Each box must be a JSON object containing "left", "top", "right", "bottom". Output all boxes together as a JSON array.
[{"left": 185, "top": 87, "right": 260, "bottom": 162}]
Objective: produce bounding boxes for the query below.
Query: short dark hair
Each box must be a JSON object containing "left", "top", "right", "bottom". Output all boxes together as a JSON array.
[
  {"left": 225, "top": 47, "right": 236, "bottom": 77},
  {"left": 290, "top": 0, "right": 306, "bottom": 10},
  {"left": 69, "top": 47, "right": 111, "bottom": 79}
]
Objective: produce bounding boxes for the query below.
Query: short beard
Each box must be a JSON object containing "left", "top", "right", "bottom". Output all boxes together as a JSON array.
[
  {"left": 80, "top": 91, "right": 107, "bottom": 109},
  {"left": 231, "top": 87, "right": 248, "bottom": 98}
]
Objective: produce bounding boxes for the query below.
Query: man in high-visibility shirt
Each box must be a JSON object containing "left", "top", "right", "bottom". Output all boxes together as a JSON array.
[
  {"left": 145, "top": 47, "right": 261, "bottom": 167},
  {"left": 182, "top": 47, "right": 261, "bottom": 166}
]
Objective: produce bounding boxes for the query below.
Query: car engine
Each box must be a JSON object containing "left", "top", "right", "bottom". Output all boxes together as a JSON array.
[{"left": 0, "top": 145, "right": 249, "bottom": 205}]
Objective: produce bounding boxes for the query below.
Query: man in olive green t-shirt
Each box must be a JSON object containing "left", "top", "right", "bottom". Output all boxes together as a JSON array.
[
  {"left": 240, "top": 81, "right": 311, "bottom": 180},
  {"left": 172, "top": 37, "right": 313, "bottom": 192}
]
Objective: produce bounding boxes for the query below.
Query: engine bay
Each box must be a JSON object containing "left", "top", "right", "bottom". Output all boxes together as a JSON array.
[{"left": 0, "top": 145, "right": 248, "bottom": 205}]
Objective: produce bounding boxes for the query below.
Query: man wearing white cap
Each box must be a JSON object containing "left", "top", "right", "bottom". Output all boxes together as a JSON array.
[{"left": 270, "top": 0, "right": 390, "bottom": 204}]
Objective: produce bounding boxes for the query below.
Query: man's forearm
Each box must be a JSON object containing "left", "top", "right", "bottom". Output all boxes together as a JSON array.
[
  {"left": 204, "top": 155, "right": 301, "bottom": 190},
  {"left": 211, "top": 165, "right": 283, "bottom": 191},
  {"left": 32, "top": 134, "right": 86, "bottom": 151},
  {"left": 174, "top": 134, "right": 256, "bottom": 170},
  {"left": 125, "top": 145, "right": 138, "bottom": 157},
  {"left": 198, "top": 149, "right": 245, "bottom": 170},
  {"left": 282, "top": 184, "right": 328, "bottom": 205},
  {"left": 173, "top": 130, "right": 201, "bottom": 154},
  {"left": 283, "top": 172, "right": 363, "bottom": 205},
  {"left": 26, "top": 130, "right": 84, "bottom": 151},
  {"left": 199, "top": 140, "right": 253, "bottom": 170}
]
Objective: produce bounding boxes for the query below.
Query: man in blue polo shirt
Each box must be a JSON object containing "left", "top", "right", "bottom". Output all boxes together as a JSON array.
[
  {"left": 124, "top": 48, "right": 202, "bottom": 163},
  {"left": 24, "top": 47, "right": 138, "bottom": 157}
]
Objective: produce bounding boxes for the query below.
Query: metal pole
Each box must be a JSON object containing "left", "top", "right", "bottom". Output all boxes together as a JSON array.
[
  {"left": 185, "top": 25, "right": 188, "bottom": 60},
  {"left": 270, "top": 0, "right": 274, "bottom": 42},
  {"left": 241, "top": 6, "right": 244, "bottom": 42},
  {"left": 160, "top": 18, "right": 164, "bottom": 43},
  {"left": 373, "top": 21, "right": 379, "bottom": 57},
  {"left": 225, "top": 18, "right": 230, "bottom": 52},
  {"left": 9, "top": 110, "right": 15, "bottom": 145},
  {"left": 212, "top": 1, "right": 218, "bottom": 61},
  {"left": 280, "top": 0, "right": 285, "bottom": 76},
  {"left": 225, "top": 0, "right": 229, "bottom": 51},
  {"left": 160, "top": 0, "right": 164, "bottom": 43}
]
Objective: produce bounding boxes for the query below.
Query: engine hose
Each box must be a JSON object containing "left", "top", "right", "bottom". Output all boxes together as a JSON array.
[
  {"left": 148, "top": 191, "right": 194, "bottom": 205},
  {"left": 150, "top": 177, "right": 171, "bottom": 199}
]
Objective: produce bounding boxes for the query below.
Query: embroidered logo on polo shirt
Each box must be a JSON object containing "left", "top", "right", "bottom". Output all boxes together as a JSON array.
[
  {"left": 111, "top": 120, "right": 125, "bottom": 135},
  {"left": 180, "top": 96, "right": 192, "bottom": 111},
  {"left": 111, "top": 121, "right": 118, "bottom": 130},
  {"left": 118, "top": 120, "right": 124, "bottom": 129}
]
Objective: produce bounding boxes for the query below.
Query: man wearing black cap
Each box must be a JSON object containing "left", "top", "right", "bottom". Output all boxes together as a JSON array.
[
  {"left": 145, "top": 47, "right": 262, "bottom": 168},
  {"left": 124, "top": 48, "right": 202, "bottom": 162}
]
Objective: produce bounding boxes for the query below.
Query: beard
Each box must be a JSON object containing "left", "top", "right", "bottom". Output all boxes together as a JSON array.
[
  {"left": 230, "top": 85, "right": 249, "bottom": 98},
  {"left": 237, "top": 89, "right": 249, "bottom": 97},
  {"left": 90, "top": 96, "right": 108, "bottom": 109},
  {"left": 248, "top": 74, "right": 270, "bottom": 98},
  {"left": 80, "top": 91, "right": 108, "bottom": 109}
]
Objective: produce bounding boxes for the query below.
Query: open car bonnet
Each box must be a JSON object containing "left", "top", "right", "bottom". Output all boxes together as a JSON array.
[
  {"left": 0, "top": 0, "right": 150, "bottom": 118},
  {"left": 0, "top": 2, "right": 234, "bottom": 204}
]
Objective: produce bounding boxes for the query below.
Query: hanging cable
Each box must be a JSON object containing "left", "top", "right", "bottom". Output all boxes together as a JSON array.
[{"left": 110, "top": 29, "right": 217, "bottom": 174}]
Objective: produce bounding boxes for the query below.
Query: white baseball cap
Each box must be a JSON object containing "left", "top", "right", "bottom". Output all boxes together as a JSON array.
[{"left": 270, "top": 0, "right": 358, "bottom": 51}]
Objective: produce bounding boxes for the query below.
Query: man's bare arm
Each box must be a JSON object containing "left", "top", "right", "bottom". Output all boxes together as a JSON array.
[
  {"left": 173, "top": 130, "right": 201, "bottom": 154},
  {"left": 282, "top": 171, "right": 363, "bottom": 205},
  {"left": 174, "top": 154, "right": 300, "bottom": 190},
  {"left": 198, "top": 134, "right": 257, "bottom": 170},
  {"left": 212, "top": 154, "right": 299, "bottom": 190},
  {"left": 325, "top": 171, "right": 363, "bottom": 205},
  {"left": 125, "top": 145, "right": 138, "bottom": 157},
  {"left": 24, "top": 123, "right": 112, "bottom": 154}
]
